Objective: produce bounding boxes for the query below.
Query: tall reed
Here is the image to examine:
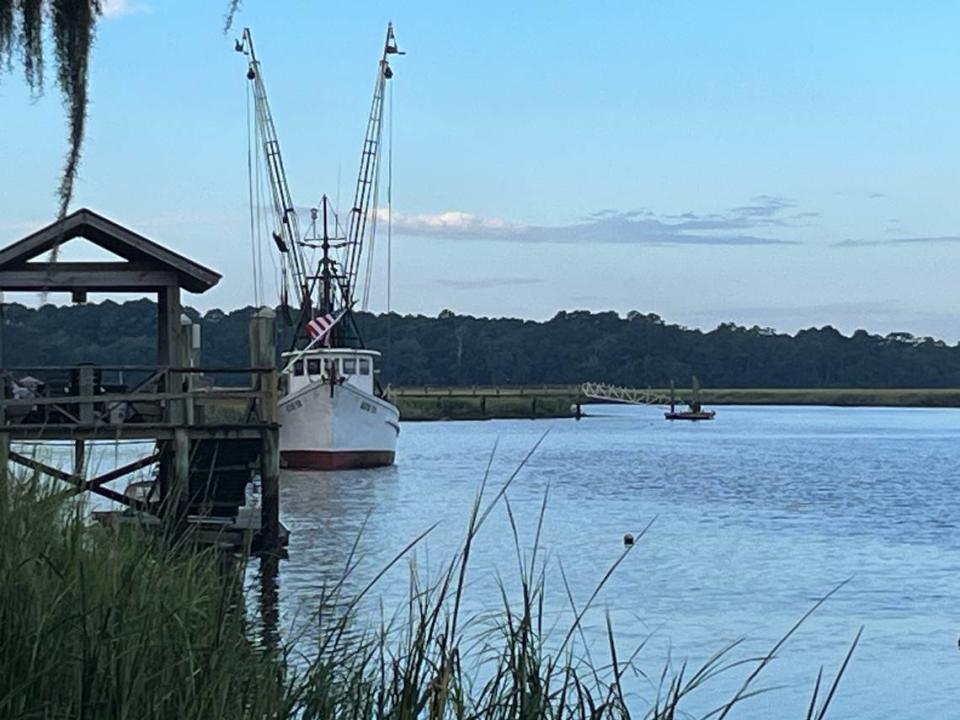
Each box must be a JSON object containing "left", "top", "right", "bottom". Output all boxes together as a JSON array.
[{"left": 0, "top": 446, "right": 860, "bottom": 719}]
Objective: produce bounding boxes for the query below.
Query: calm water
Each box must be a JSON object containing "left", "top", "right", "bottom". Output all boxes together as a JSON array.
[
  {"left": 274, "top": 405, "right": 960, "bottom": 719},
  {"left": 37, "top": 405, "right": 960, "bottom": 717}
]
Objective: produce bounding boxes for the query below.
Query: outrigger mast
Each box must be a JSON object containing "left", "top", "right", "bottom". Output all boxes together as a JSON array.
[
  {"left": 238, "top": 24, "right": 402, "bottom": 346},
  {"left": 236, "top": 29, "right": 311, "bottom": 316},
  {"left": 344, "top": 23, "right": 403, "bottom": 310}
]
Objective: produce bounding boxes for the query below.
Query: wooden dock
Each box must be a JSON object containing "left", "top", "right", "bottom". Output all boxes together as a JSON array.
[{"left": 0, "top": 209, "right": 283, "bottom": 554}]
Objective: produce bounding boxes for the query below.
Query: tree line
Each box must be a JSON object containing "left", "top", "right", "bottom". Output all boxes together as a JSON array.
[{"left": 2, "top": 300, "right": 958, "bottom": 388}]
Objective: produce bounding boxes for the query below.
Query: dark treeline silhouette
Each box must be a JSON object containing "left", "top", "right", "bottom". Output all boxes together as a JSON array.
[{"left": 2, "top": 300, "right": 958, "bottom": 388}]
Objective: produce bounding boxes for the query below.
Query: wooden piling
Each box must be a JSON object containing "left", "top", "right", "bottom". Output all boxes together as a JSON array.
[
  {"left": 260, "top": 428, "right": 280, "bottom": 551},
  {"left": 179, "top": 314, "right": 196, "bottom": 425},
  {"left": 77, "top": 364, "right": 95, "bottom": 425},
  {"left": 73, "top": 440, "right": 85, "bottom": 479},
  {"left": 249, "top": 308, "right": 280, "bottom": 552},
  {"left": 173, "top": 428, "right": 190, "bottom": 515},
  {"left": 0, "top": 431, "right": 9, "bottom": 489}
]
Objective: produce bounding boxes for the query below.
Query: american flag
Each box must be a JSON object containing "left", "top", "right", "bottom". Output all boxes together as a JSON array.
[{"left": 306, "top": 312, "right": 339, "bottom": 344}]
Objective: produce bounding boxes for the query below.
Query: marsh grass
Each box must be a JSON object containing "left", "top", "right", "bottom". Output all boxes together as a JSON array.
[
  {"left": 0, "top": 441, "right": 861, "bottom": 719},
  {"left": 398, "top": 395, "right": 576, "bottom": 421}
]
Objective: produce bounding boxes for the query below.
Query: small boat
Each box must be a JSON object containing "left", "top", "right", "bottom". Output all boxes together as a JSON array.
[
  {"left": 665, "top": 377, "right": 716, "bottom": 421},
  {"left": 92, "top": 476, "right": 290, "bottom": 552}
]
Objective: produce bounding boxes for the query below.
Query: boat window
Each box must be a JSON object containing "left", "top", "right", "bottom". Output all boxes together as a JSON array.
[
  {"left": 343, "top": 358, "right": 357, "bottom": 375},
  {"left": 307, "top": 359, "right": 322, "bottom": 376},
  {"left": 293, "top": 360, "right": 304, "bottom": 376},
  {"left": 358, "top": 358, "right": 371, "bottom": 375}
]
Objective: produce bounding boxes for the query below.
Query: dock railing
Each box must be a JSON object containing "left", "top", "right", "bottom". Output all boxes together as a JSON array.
[{"left": 0, "top": 365, "right": 277, "bottom": 438}]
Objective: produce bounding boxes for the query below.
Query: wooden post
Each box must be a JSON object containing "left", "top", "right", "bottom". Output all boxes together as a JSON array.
[
  {"left": 0, "top": 431, "right": 9, "bottom": 494},
  {"left": 249, "top": 308, "right": 279, "bottom": 551},
  {"left": 158, "top": 286, "right": 183, "bottom": 425},
  {"left": 249, "top": 308, "right": 277, "bottom": 419},
  {"left": 78, "top": 364, "right": 95, "bottom": 424},
  {"left": 76, "top": 363, "right": 93, "bottom": 480},
  {"left": 260, "top": 428, "right": 280, "bottom": 552},
  {"left": 173, "top": 428, "right": 190, "bottom": 516},
  {"left": 73, "top": 440, "right": 85, "bottom": 479},
  {"left": 179, "top": 314, "right": 195, "bottom": 425},
  {"left": 248, "top": 308, "right": 275, "bottom": 371}
]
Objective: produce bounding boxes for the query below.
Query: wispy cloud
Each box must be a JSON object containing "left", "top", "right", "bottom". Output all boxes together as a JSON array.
[
  {"left": 386, "top": 195, "right": 803, "bottom": 247},
  {"left": 100, "top": 0, "right": 150, "bottom": 18},
  {"left": 383, "top": 210, "right": 518, "bottom": 237},
  {"left": 435, "top": 277, "right": 543, "bottom": 290},
  {"left": 834, "top": 235, "right": 960, "bottom": 248}
]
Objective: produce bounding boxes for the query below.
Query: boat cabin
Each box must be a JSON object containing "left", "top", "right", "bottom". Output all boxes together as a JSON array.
[{"left": 281, "top": 347, "right": 380, "bottom": 396}]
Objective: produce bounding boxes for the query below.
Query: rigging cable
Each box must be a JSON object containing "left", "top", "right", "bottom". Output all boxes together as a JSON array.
[
  {"left": 254, "top": 112, "right": 278, "bottom": 305},
  {"left": 245, "top": 79, "right": 261, "bottom": 307},
  {"left": 387, "top": 78, "right": 394, "bottom": 356},
  {"left": 361, "top": 77, "right": 388, "bottom": 309},
  {"left": 387, "top": 77, "right": 393, "bottom": 316}
]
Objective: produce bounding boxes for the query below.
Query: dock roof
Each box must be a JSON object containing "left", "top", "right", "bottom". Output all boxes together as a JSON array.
[{"left": 0, "top": 208, "right": 221, "bottom": 294}]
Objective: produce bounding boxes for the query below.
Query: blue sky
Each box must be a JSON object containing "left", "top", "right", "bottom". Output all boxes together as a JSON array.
[{"left": 3, "top": 1, "right": 960, "bottom": 338}]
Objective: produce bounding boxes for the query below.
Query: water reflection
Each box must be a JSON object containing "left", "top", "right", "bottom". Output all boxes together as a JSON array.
[{"left": 272, "top": 406, "right": 960, "bottom": 719}]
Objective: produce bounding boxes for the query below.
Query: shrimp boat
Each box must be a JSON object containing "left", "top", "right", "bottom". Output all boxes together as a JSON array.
[
  {"left": 238, "top": 25, "right": 403, "bottom": 470},
  {"left": 276, "top": 200, "right": 401, "bottom": 469}
]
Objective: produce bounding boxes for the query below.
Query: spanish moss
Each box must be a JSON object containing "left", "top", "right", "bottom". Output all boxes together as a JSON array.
[
  {"left": 0, "top": 0, "right": 101, "bottom": 233},
  {"left": 223, "top": 0, "right": 242, "bottom": 33},
  {"left": 19, "top": 0, "right": 44, "bottom": 88},
  {"left": 50, "top": 0, "right": 99, "bottom": 225}
]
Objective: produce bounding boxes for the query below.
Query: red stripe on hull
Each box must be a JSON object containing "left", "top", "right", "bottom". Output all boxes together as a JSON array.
[{"left": 281, "top": 450, "right": 395, "bottom": 471}]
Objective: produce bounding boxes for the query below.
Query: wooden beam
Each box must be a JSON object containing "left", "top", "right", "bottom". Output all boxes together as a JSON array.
[
  {"left": 0, "top": 209, "right": 221, "bottom": 293},
  {"left": 0, "top": 389, "right": 264, "bottom": 408},
  {"left": 2, "top": 424, "right": 274, "bottom": 442},
  {"left": 0, "top": 267, "right": 181, "bottom": 291},
  {"left": 9, "top": 452, "right": 74, "bottom": 483},
  {"left": 77, "top": 453, "right": 160, "bottom": 495},
  {"left": 9, "top": 451, "right": 149, "bottom": 511}
]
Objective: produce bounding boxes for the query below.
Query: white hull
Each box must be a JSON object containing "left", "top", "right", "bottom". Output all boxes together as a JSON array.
[{"left": 278, "top": 378, "right": 400, "bottom": 470}]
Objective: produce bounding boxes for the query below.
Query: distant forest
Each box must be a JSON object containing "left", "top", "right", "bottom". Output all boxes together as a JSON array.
[{"left": 2, "top": 299, "right": 959, "bottom": 388}]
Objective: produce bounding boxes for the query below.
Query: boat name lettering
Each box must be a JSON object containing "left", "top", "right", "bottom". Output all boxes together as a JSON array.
[
  {"left": 360, "top": 401, "right": 377, "bottom": 414},
  {"left": 285, "top": 399, "right": 303, "bottom": 412}
]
